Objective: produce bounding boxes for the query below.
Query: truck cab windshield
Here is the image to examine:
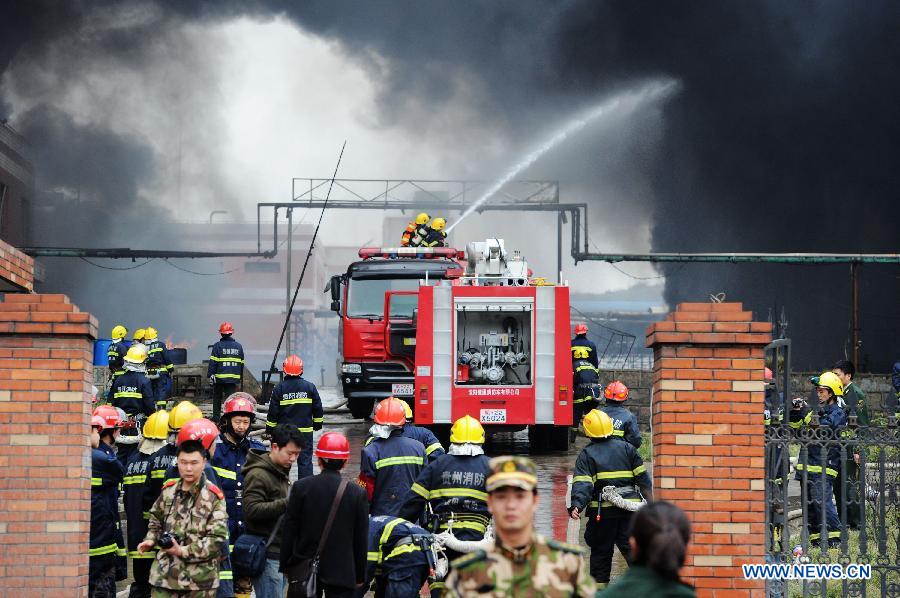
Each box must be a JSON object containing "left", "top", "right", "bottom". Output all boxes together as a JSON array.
[{"left": 346, "top": 278, "right": 421, "bottom": 319}]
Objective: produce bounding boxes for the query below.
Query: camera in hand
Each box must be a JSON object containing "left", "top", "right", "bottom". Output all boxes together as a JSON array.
[{"left": 158, "top": 532, "right": 180, "bottom": 550}]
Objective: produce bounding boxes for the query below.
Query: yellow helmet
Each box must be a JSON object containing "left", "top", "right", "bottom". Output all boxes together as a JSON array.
[
  {"left": 398, "top": 399, "right": 413, "bottom": 420},
  {"left": 168, "top": 401, "right": 203, "bottom": 431},
  {"left": 450, "top": 415, "right": 485, "bottom": 444},
  {"left": 144, "top": 326, "right": 158, "bottom": 339},
  {"left": 816, "top": 371, "right": 844, "bottom": 397},
  {"left": 143, "top": 410, "right": 170, "bottom": 439},
  {"left": 415, "top": 212, "right": 430, "bottom": 225},
  {"left": 133, "top": 328, "right": 146, "bottom": 341},
  {"left": 111, "top": 325, "right": 128, "bottom": 341},
  {"left": 123, "top": 345, "right": 148, "bottom": 364},
  {"left": 573, "top": 346, "right": 590, "bottom": 360},
  {"left": 431, "top": 217, "right": 446, "bottom": 231},
  {"left": 583, "top": 409, "right": 614, "bottom": 439}
]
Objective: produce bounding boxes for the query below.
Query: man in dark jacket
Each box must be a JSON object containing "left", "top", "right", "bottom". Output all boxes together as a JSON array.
[
  {"left": 265, "top": 354, "right": 324, "bottom": 480},
  {"left": 107, "top": 324, "right": 129, "bottom": 387},
  {"left": 281, "top": 432, "right": 369, "bottom": 598},
  {"left": 571, "top": 323, "right": 599, "bottom": 369},
  {"left": 208, "top": 322, "right": 245, "bottom": 420},
  {"left": 600, "top": 381, "right": 642, "bottom": 449},
  {"left": 144, "top": 327, "right": 173, "bottom": 410},
  {"left": 832, "top": 359, "right": 868, "bottom": 530},
  {"left": 243, "top": 424, "right": 302, "bottom": 598}
]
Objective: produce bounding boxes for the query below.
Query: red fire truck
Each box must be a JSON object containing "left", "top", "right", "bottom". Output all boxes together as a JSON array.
[{"left": 329, "top": 239, "right": 573, "bottom": 449}]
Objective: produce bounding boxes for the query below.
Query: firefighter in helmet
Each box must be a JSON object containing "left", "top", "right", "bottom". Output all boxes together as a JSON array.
[
  {"left": 793, "top": 371, "right": 846, "bottom": 548},
  {"left": 123, "top": 410, "right": 169, "bottom": 598},
  {"left": 600, "top": 380, "right": 641, "bottom": 449},
  {"left": 364, "top": 399, "right": 445, "bottom": 463},
  {"left": 265, "top": 354, "right": 324, "bottom": 479},
  {"left": 571, "top": 323, "right": 599, "bottom": 369},
  {"left": 421, "top": 217, "right": 448, "bottom": 248},
  {"left": 402, "top": 212, "right": 430, "bottom": 247},
  {"left": 572, "top": 345, "right": 600, "bottom": 424},
  {"left": 210, "top": 392, "right": 265, "bottom": 596},
  {"left": 399, "top": 414, "right": 491, "bottom": 596},
  {"left": 359, "top": 397, "right": 426, "bottom": 517},
  {"left": 90, "top": 406, "right": 127, "bottom": 595},
  {"left": 144, "top": 327, "right": 173, "bottom": 410},
  {"left": 108, "top": 324, "right": 130, "bottom": 387},
  {"left": 569, "top": 409, "right": 652, "bottom": 587},
  {"left": 111, "top": 344, "right": 156, "bottom": 466},
  {"left": 208, "top": 322, "right": 245, "bottom": 420}
]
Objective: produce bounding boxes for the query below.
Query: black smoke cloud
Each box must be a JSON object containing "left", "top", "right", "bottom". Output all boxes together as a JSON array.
[{"left": 4, "top": 1, "right": 900, "bottom": 370}]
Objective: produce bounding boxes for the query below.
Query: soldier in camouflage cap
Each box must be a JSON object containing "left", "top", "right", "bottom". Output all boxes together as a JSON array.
[
  {"left": 444, "top": 456, "right": 596, "bottom": 597},
  {"left": 137, "top": 423, "right": 229, "bottom": 597}
]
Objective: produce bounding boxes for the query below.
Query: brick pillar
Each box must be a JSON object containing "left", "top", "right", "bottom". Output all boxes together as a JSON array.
[
  {"left": 646, "top": 302, "right": 772, "bottom": 598},
  {"left": 0, "top": 290, "right": 98, "bottom": 597}
]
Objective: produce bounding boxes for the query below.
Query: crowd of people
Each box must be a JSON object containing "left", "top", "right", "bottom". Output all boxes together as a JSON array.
[{"left": 89, "top": 321, "right": 699, "bottom": 597}]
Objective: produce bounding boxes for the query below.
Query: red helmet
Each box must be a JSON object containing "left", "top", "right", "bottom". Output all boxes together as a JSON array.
[
  {"left": 315, "top": 432, "right": 350, "bottom": 460},
  {"left": 223, "top": 393, "right": 256, "bottom": 418},
  {"left": 219, "top": 322, "right": 234, "bottom": 335},
  {"left": 373, "top": 397, "right": 407, "bottom": 426},
  {"left": 177, "top": 418, "right": 219, "bottom": 451},
  {"left": 764, "top": 367, "right": 774, "bottom": 381},
  {"left": 92, "top": 405, "right": 122, "bottom": 429},
  {"left": 90, "top": 415, "right": 107, "bottom": 430},
  {"left": 604, "top": 380, "right": 629, "bottom": 402},
  {"left": 283, "top": 354, "right": 303, "bottom": 376},
  {"left": 575, "top": 324, "right": 588, "bottom": 336}
]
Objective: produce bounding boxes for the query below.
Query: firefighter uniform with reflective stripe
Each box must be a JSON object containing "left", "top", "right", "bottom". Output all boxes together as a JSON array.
[
  {"left": 145, "top": 339, "right": 173, "bottom": 409},
  {"left": 266, "top": 375, "right": 324, "bottom": 479},
  {"left": 163, "top": 460, "right": 235, "bottom": 597},
  {"left": 143, "top": 443, "right": 177, "bottom": 524},
  {"left": 571, "top": 334, "right": 599, "bottom": 369},
  {"left": 570, "top": 436, "right": 651, "bottom": 585},
  {"left": 90, "top": 442, "right": 127, "bottom": 596},
  {"left": 600, "top": 403, "right": 641, "bottom": 449},
  {"left": 421, "top": 228, "right": 447, "bottom": 248},
  {"left": 573, "top": 358, "right": 600, "bottom": 421},
  {"left": 209, "top": 433, "right": 265, "bottom": 549},
  {"left": 124, "top": 446, "right": 155, "bottom": 596},
  {"left": 364, "top": 515, "right": 432, "bottom": 598},
  {"left": 366, "top": 423, "right": 446, "bottom": 463},
  {"left": 360, "top": 430, "right": 426, "bottom": 517},
  {"left": 794, "top": 400, "right": 846, "bottom": 545},
  {"left": 107, "top": 339, "right": 129, "bottom": 381},
  {"left": 208, "top": 335, "right": 245, "bottom": 420}
]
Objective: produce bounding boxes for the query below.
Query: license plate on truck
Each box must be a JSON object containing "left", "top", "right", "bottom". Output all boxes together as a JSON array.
[
  {"left": 480, "top": 409, "right": 507, "bottom": 423},
  {"left": 392, "top": 383, "right": 414, "bottom": 396}
]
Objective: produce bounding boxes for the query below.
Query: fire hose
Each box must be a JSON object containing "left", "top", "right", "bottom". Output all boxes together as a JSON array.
[
  {"left": 431, "top": 520, "right": 495, "bottom": 579},
  {"left": 600, "top": 485, "right": 646, "bottom": 512}
]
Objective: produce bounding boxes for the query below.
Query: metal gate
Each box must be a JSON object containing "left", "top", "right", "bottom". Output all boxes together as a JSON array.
[{"left": 765, "top": 339, "right": 898, "bottom": 597}]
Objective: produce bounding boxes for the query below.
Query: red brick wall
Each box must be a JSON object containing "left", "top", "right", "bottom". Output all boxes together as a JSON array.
[
  {"left": 646, "top": 302, "right": 772, "bottom": 598},
  {"left": 0, "top": 238, "right": 34, "bottom": 292},
  {"left": 0, "top": 292, "right": 97, "bottom": 597}
]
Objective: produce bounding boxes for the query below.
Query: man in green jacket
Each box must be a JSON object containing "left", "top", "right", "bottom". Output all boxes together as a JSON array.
[
  {"left": 242, "top": 424, "right": 302, "bottom": 598},
  {"left": 832, "top": 359, "right": 868, "bottom": 529}
]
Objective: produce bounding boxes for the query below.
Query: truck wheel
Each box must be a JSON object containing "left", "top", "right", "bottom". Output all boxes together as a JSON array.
[
  {"left": 550, "top": 425, "right": 573, "bottom": 451},
  {"left": 528, "top": 425, "right": 548, "bottom": 452},
  {"left": 348, "top": 397, "right": 374, "bottom": 420}
]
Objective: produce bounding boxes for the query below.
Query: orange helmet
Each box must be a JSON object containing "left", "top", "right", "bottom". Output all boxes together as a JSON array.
[
  {"left": 223, "top": 393, "right": 256, "bottom": 419},
  {"left": 315, "top": 432, "right": 350, "bottom": 460},
  {"left": 219, "top": 322, "right": 234, "bottom": 335},
  {"left": 283, "top": 354, "right": 303, "bottom": 376},
  {"left": 177, "top": 418, "right": 219, "bottom": 451},
  {"left": 373, "top": 397, "right": 407, "bottom": 426},
  {"left": 92, "top": 405, "right": 122, "bottom": 429},
  {"left": 90, "top": 415, "right": 107, "bottom": 430},
  {"left": 575, "top": 324, "right": 588, "bottom": 335},
  {"left": 604, "top": 380, "right": 629, "bottom": 402},
  {"left": 764, "top": 367, "right": 774, "bottom": 381}
]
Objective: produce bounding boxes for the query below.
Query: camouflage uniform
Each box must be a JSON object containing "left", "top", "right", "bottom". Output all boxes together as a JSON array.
[
  {"left": 444, "top": 534, "right": 596, "bottom": 597},
  {"left": 143, "top": 474, "right": 229, "bottom": 596}
]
